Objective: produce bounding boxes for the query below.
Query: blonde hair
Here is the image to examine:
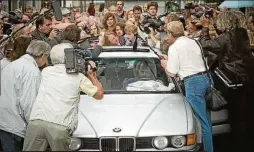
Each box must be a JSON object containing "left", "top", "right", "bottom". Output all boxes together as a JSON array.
[
  {"left": 167, "top": 21, "right": 185, "bottom": 38},
  {"left": 124, "top": 24, "right": 137, "bottom": 34},
  {"left": 104, "top": 31, "right": 118, "bottom": 46},
  {"left": 216, "top": 11, "right": 238, "bottom": 32},
  {"left": 233, "top": 11, "right": 247, "bottom": 29}
]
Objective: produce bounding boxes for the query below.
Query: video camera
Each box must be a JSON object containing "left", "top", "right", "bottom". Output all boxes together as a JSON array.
[
  {"left": 64, "top": 48, "right": 96, "bottom": 74},
  {"left": 3, "top": 11, "right": 25, "bottom": 35},
  {"left": 141, "top": 12, "right": 169, "bottom": 34},
  {"left": 8, "top": 11, "right": 23, "bottom": 24}
]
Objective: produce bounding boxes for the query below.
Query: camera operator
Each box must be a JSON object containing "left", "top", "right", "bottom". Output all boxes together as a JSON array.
[
  {"left": 23, "top": 42, "right": 104, "bottom": 151},
  {"left": 146, "top": 2, "right": 158, "bottom": 19},
  {"left": 140, "top": 2, "right": 171, "bottom": 50}
]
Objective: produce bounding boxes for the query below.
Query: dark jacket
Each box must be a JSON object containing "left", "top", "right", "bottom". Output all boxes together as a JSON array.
[
  {"left": 200, "top": 27, "right": 254, "bottom": 83},
  {"left": 31, "top": 29, "right": 62, "bottom": 47}
]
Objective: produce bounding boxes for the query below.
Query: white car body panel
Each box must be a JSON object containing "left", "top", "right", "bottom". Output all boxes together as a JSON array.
[
  {"left": 70, "top": 46, "right": 229, "bottom": 151},
  {"left": 74, "top": 94, "right": 191, "bottom": 137}
]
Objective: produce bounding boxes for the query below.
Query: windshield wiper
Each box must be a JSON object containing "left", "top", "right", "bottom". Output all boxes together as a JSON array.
[{"left": 103, "top": 90, "right": 173, "bottom": 94}]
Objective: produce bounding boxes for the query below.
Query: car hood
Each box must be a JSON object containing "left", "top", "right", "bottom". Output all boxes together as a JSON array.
[{"left": 73, "top": 94, "right": 188, "bottom": 137}]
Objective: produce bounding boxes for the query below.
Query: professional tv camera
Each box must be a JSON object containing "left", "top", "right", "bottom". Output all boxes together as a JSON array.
[
  {"left": 140, "top": 12, "right": 169, "bottom": 34},
  {"left": 64, "top": 48, "right": 95, "bottom": 74},
  {"left": 2, "top": 11, "right": 24, "bottom": 35},
  {"left": 8, "top": 11, "right": 23, "bottom": 24}
]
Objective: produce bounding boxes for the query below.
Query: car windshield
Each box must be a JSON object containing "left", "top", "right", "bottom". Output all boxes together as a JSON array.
[{"left": 95, "top": 58, "right": 178, "bottom": 94}]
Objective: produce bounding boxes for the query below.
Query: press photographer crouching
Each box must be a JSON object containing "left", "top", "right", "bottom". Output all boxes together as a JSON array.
[{"left": 22, "top": 39, "right": 104, "bottom": 151}]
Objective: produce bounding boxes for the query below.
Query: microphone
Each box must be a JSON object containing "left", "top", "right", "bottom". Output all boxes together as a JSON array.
[{"left": 51, "top": 0, "right": 63, "bottom": 21}]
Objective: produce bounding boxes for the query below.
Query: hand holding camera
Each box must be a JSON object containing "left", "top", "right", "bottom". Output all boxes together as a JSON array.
[
  {"left": 200, "top": 15, "right": 210, "bottom": 28},
  {"left": 87, "top": 61, "right": 97, "bottom": 78}
]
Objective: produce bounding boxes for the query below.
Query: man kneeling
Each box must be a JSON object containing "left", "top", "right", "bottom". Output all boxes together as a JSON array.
[{"left": 23, "top": 43, "right": 104, "bottom": 151}]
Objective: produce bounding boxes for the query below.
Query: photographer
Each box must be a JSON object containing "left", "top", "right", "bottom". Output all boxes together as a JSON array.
[
  {"left": 31, "top": 14, "right": 59, "bottom": 47},
  {"left": 147, "top": 2, "right": 158, "bottom": 19},
  {"left": 141, "top": 2, "right": 170, "bottom": 50},
  {"left": 23, "top": 42, "right": 104, "bottom": 151}
]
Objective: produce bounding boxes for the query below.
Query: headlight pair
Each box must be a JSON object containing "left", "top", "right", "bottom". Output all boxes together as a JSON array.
[{"left": 153, "top": 134, "right": 195, "bottom": 150}]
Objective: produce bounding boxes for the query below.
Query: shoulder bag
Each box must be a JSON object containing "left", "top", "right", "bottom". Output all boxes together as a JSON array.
[{"left": 193, "top": 38, "right": 228, "bottom": 111}]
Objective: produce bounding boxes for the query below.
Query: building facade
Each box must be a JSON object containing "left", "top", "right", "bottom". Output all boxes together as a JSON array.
[
  {"left": 1, "top": 0, "right": 98, "bottom": 12},
  {"left": 2, "top": 0, "right": 207, "bottom": 13}
]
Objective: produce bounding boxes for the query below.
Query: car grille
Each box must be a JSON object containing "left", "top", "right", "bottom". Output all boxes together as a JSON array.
[
  {"left": 80, "top": 136, "right": 177, "bottom": 150},
  {"left": 99, "top": 137, "right": 135, "bottom": 151},
  {"left": 81, "top": 138, "right": 99, "bottom": 149},
  {"left": 119, "top": 137, "right": 135, "bottom": 151}
]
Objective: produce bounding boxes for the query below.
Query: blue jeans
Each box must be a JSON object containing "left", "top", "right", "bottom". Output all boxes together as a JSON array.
[
  {"left": 0, "top": 129, "right": 24, "bottom": 151},
  {"left": 184, "top": 74, "right": 213, "bottom": 152}
]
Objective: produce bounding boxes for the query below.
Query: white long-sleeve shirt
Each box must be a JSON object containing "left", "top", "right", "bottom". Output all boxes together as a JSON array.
[
  {"left": 0, "top": 57, "right": 11, "bottom": 70},
  {"left": 0, "top": 54, "right": 41, "bottom": 137},
  {"left": 29, "top": 64, "right": 98, "bottom": 132}
]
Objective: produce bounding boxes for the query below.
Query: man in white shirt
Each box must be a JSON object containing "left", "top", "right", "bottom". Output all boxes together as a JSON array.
[
  {"left": 160, "top": 21, "right": 213, "bottom": 152},
  {"left": 0, "top": 40, "right": 51, "bottom": 151},
  {"left": 23, "top": 43, "right": 104, "bottom": 151}
]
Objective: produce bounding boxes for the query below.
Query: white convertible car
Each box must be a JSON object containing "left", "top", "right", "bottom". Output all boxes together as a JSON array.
[{"left": 69, "top": 46, "right": 230, "bottom": 151}]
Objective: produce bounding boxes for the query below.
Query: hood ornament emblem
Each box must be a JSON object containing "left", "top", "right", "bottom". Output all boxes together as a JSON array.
[{"left": 113, "top": 127, "right": 122, "bottom": 133}]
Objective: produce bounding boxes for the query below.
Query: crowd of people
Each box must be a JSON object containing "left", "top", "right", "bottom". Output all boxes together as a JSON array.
[{"left": 0, "top": 0, "right": 254, "bottom": 152}]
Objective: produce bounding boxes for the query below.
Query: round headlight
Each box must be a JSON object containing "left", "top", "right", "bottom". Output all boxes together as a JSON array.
[
  {"left": 171, "top": 136, "right": 186, "bottom": 148},
  {"left": 153, "top": 136, "right": 169, "bottom": 150},
  {"left": 69, "top": 137, "right": 82, "bottom": 151}
]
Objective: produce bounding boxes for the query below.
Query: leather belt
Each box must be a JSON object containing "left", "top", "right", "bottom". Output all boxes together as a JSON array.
[{"left": 183, "top": 71, "right": 207, "bottom": 81}]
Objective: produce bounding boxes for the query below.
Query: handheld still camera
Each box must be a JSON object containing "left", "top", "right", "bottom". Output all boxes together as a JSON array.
[
  {"left": 141, "top": 13, "right": 169, "bottom": 34},
  {"left": 64, "top": 48, "right": 96, "bottom": 74}
]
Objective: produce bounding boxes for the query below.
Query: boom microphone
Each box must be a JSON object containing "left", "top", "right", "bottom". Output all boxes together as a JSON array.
[{"left": 51, "top": 0, "right": 63, "bottom": 21}]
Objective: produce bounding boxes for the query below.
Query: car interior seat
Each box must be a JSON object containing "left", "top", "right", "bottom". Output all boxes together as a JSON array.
[{"left": 104, "top": 60, "right": 128, "bottom": 90}]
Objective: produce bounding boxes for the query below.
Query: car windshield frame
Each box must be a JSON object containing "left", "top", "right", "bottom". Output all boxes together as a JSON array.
[{"left": 81, "top": 57, "right": 181, "bottom": 95}]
